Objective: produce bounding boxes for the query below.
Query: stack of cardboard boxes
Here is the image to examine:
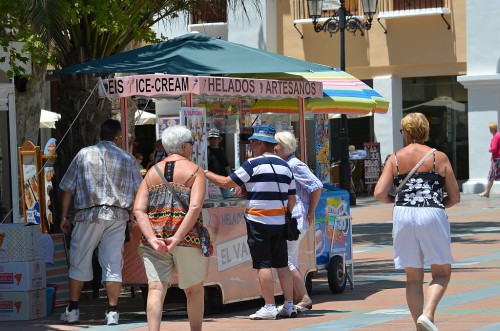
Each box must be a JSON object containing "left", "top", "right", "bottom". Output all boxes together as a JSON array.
[{"left": 0, "top": 223, "right": 47, "bottom": 321}]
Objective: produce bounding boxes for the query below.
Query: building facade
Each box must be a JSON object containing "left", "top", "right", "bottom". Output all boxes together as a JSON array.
[{"left": 131, "top": 0, "right": 499, "bottom": 194}]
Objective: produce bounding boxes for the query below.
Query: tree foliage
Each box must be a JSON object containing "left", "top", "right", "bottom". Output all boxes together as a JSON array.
[{"left": 0, "top": 0, "right": 260, "bottom": 171}]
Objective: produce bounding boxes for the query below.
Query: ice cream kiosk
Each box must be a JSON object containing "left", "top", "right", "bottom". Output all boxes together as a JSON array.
[{"left": 100, "top": 74, "right": 324, "bottom": 310}]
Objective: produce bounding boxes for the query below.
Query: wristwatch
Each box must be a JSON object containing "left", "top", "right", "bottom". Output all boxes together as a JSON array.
[{"left": 204, "top": 170, "right": 209, "bottom": 175}]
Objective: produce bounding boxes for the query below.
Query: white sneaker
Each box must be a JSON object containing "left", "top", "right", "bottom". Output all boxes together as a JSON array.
[
  {"left": 60, "top": 307, "right": 79, "bottom": 323},
  {"left": 105, "top": 310, "right": 119, "bottom": 325},
  {"left": 249, "top": 306, "right": 278, "bottom": 320},
  {"left": 277, "top": 305, "right": 298, "bottom": 318}
]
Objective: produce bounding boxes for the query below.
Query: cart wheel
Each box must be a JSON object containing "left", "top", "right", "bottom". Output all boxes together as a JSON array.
[
  {"left": 327, "top": 256, "right": 347, "bottom": 294},
  {"left": 204, "top": 286, "right": 223, "bottom": 315},
  {"left": 305, "top": 271, "right": 313, "bottom": 296}
]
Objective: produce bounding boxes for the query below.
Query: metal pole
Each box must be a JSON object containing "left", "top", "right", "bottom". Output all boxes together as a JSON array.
[{"left": 338, "top": 0, "right": 356, "bottom": 205}]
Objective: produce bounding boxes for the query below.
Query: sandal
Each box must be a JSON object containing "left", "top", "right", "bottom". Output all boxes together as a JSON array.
[
  {"left": 478, "top": 193, "right": 489, "bottom": 198},
  {"left": 417, "top": 315, "right": 438, "bottom": 331},
  {"left": 295, "top": 304, "right": 312, "bottom": 313}
]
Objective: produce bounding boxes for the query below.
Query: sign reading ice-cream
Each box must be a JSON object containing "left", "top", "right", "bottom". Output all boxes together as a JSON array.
[{"left": 98, "top": 74, "right": 323, "bottom": 99}]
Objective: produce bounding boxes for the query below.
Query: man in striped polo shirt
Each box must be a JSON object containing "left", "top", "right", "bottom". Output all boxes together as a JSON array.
[{"left": 204, "top": 125, "right": 298, "bottom": 320}]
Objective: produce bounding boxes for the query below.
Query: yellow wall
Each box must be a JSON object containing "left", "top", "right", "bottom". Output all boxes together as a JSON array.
[{"left": 277, "top": 0, "right": 466, "bottom": 79}]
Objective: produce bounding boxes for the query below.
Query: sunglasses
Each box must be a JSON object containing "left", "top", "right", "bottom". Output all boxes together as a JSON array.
[{"left": 184, "top": 140, "right": 195, "bottom": 146}]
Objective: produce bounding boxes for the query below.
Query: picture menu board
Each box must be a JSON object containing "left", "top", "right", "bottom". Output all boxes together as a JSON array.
[
  {"left": 363, "top": 142, "right": 381, "bottom": 185},
  {"left": 18, "top": 141, "right": 46, "bottom": 232}
]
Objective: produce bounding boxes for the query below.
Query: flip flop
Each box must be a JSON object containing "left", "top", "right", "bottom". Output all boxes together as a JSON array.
[
  {"left": 478, "top": 193, "right": 489, "bottom": 198},
  {"left": 295, "top": 304, "right": 312, "bottom": 313},
  {"left": 417, "top": 315, "right": 438, "bottom": 331}
]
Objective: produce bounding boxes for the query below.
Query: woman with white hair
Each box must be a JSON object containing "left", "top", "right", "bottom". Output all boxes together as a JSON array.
[
  {"left": 134, "top": 125, "right": 206, "bottom": 331},
  {"left": 274, "top": 130, "right": 323, "bottom": 312}
]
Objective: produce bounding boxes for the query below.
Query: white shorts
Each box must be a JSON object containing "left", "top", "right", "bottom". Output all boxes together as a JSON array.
[
  {"left": 393, "top": 206, "right": 454, "bottom": 269},
  {"left": 287, "top": 229, "right": 308, "bottom": 271},
  {"left": 68, "top": 218, "right": 126, "bottom": 282}
]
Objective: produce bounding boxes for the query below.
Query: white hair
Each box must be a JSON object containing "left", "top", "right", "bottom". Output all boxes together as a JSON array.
[
  {"left": 275, "top": 131, "right": 297, "bottom": 156},
  {"left": 161, "top": 125, "right": 193, "bottom": 155}
]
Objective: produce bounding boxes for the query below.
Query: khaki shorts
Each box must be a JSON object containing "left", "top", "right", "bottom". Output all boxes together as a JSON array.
[
  {"left": 69, "top": 218, "right": 126, "bottom": 282},
  {"left": 140, "top": 244, "right": 207, "bottom": 289}
]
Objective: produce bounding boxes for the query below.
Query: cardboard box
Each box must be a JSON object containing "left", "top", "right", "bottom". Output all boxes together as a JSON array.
[
  {"left": 0, "top": 260, "right": 46, "bottom": 292},
  {"left": 0, "top": 223, "right": 41, "bottom": 262},
  {"left": 0, "top": 289, "right": 46, "bottom": 321}
]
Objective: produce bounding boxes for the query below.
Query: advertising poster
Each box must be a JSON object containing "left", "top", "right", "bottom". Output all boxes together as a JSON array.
[
  {"left": 180, "top": 107, "right": 207, "bottom": 170},
  {"left": 42, "top": 138, "right": 57, "bottom": 230},
  {"left": 363, "top": 142, "right": 382, "bottom": 185},
  {"left": 314, "top": 114, "right": 330, "bottom": 182},
  {"left": 314, "top": 191, "right": 351, "bottom": 269},
  {"left": 158, "top": 115, "right": 180, "bottom": 138}
]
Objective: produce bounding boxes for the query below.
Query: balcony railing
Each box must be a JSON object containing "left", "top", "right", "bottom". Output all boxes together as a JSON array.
[
  {"left": 293, "top": 0, "right": 450, "bottom": 21},
  {"left": 379, "top": 0, "right": 448, "bottom": 12}
]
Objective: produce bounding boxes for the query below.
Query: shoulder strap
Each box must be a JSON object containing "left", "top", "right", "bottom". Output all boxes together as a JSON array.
[
  {"left": 395, "top": 148, "right": 437, "bottom": 194},
  {"left": 265, "top": 156, "right": 287, "bottom": 211},
  {"left": 153, "top": 164, "right": 189, "bottom": 211}
]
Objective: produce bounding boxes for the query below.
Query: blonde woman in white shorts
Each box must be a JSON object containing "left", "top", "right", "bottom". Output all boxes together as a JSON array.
[{"left": 375, "top": 113, "right": 460, "bottom": 331}]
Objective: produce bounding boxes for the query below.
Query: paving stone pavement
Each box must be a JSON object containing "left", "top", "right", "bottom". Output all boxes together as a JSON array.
[{"left": 2, "top": 193, "right": 499, "bottom": 331}]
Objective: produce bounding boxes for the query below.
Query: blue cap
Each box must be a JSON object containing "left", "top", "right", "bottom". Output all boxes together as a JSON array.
[{"left": 248, "top": 125, "right": 277, "bottom": 143}]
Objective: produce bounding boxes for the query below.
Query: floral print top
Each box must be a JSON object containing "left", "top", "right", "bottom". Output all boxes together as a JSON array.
[{"left": 393, "top": 152, "right": 445, "bottom": 208}]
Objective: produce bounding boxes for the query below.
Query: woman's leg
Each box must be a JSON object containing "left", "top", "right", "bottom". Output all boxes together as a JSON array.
[
  {"left": 184, "top": 282, "right": 204, "bottom": 331},
  {"left": 146, "top": 281, "right": 168, "bottom": 331},
  {"left": 481, "top": 180, "right": 494, "bottom": 197},
  {"left": 423, "top": 264, "right": 451, "bottom": 322},
  {"left": 291, "top": 268, "right": 312, "bottom": 307},
  {"left": 405, "top": 267, "right": 424, "bottom": 323}
]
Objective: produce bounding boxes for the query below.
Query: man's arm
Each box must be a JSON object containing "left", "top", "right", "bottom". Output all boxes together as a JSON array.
[
  {"left": 60, "top": 190, "right": 73, "bottom": 235},
  {"left": 287, "top": 194, "right": 296, "bottom": 214},
  {"left": 204, "top": 171, "right": 239, "bottom": 189}
]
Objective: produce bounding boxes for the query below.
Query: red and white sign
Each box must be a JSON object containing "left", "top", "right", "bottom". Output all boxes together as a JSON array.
[{"left": 98, "top": 74, "right": 323, "bottom": 99}]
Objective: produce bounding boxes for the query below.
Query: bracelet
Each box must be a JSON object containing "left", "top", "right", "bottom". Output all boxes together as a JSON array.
[{"left": 204, "top": 170, "right": 209, "bottom": 175}]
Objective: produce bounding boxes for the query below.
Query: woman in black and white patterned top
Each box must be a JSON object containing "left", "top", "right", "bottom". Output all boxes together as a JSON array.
[{"left": 374, "top": 112, "right": 460, "bottom": 331}]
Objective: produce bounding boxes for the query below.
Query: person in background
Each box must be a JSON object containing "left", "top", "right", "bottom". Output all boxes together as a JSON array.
[
  {"left": 479, "top": 121, "right": 500, "bottom": 198},
  {"left": 135, "top": 153, "right": 144, "bottom": 168},
  {"left": 59, "top": 119, "right": 142, "bottom": 326},
  {"left": 134, "top": 125, "right": 206, "bottom": 331},
  {"left": 207, "top": 128, "right": 232, "bottom": 198},
  {"left": 147, "top": 139, "right": 168, "bottom": 169},
  {"left": 204, "top": 125, "right": 298, "bottom": 320},
  {"left": 274, "top": 131, "right": 322, "bottom": 313},
  {"left": 374, "top": 113, "right": 460, "bottom": 331}
]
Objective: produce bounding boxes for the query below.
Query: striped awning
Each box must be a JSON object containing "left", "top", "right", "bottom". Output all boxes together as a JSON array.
[{"left": 243, "top": 69, "right": 389, "bottom": 115}]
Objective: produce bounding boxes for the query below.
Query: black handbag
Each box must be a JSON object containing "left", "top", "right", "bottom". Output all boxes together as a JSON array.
[
  {"left": 153, "top": 165, "right": 213, "bottom": 256},
  {"left": 265, "top": 157, "right": 300, "bottom": 241}
]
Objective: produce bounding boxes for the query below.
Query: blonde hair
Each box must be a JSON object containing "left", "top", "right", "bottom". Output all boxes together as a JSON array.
[
  {"left": 401, "top": 112, "right": 429, "bottom": 142},
  {"left": 488, "top": 122, "right": 497, "bottom": 131},
  {"left": 274, "top": 131, "right": 297, "bottom": 156}
]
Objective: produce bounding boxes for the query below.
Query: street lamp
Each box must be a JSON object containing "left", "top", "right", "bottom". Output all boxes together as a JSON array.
[{"left": 307, "top": 0, "right": 378, "bottom": 206}]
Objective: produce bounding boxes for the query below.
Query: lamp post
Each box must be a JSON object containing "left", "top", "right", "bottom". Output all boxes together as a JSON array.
[{"left": 307, "top": 0, "right": 377, "bottom": 206}]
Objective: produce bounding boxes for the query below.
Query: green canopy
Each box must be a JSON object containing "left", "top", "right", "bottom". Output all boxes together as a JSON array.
[{"left": 53, "top": 33, "right": 332, "bottom": 75}]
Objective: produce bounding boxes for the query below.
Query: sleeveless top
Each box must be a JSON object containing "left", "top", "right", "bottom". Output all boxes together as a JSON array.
[
  {"left": 141, "top": 161, "right": 203, "bottom": 249},
  {"left": 393, "top": 152, "right": 445, "bottom": 209}
]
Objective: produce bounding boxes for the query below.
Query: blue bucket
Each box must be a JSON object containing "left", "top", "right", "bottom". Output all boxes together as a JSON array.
[{"left": 46, "top": 287, "right": 55, "bottom": 315}]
